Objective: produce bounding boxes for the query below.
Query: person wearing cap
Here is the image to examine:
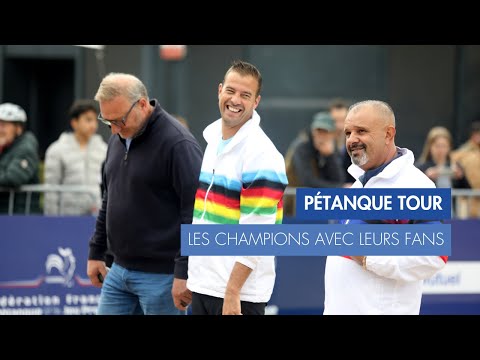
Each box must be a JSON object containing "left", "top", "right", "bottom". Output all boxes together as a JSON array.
[
  {"left": 286, "top": 111, "right": 345, "bottom": 189},
  {"left": 0, "top": 102, "right": 40, "bottom": 214}
]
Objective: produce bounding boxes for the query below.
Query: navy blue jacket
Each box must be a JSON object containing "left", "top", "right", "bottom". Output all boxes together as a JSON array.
[{"left": 88, "top": 100, "right": 203, "bottom": 279}]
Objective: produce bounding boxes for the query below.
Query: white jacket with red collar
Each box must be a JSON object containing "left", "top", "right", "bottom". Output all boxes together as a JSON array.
[{"left": 324, "top": 147, "right": 448, "bottom": 315}]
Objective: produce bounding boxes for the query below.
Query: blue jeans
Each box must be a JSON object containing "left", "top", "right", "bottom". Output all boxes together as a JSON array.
[{"left": 97, "top": 263, "right": 185, "bottom": 315}]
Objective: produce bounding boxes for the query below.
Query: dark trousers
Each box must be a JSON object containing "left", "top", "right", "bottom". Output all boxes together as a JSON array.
[{"left": 191, "top": 292, "right": 266, "bottom": 315}]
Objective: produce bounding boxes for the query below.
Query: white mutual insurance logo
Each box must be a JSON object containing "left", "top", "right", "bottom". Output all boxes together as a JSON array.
[
  {"left": 423, "top": 261, "right": 480, "bottom": 294},
  {"left": 45, "top": 247, "right": 76, "bottom": 288}
]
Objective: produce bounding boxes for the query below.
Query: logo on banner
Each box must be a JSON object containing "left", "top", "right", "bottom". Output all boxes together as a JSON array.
[
  {"left": 45, "top": 247, "right": 76, "bottom": 288},
  {"left": 0, "top": 246, "right": 92, "bottom": 289}
]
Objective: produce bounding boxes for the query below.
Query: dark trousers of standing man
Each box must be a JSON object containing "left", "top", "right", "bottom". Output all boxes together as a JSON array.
[{"left": 191, "top": 292, "right": 266, "bottom": 315}]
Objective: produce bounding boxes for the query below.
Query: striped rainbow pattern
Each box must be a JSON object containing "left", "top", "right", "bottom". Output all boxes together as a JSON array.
[{"left": 194, "top": 170, "right": 287, "bottom": 224}]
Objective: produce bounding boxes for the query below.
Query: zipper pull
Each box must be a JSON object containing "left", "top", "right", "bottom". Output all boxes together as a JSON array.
[{"left": 124, "top": 151, "right": 128, "bottom": 161}]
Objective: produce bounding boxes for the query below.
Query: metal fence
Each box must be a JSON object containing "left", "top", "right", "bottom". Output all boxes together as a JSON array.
[{"left": 0, "top": 185, "right": 98, "bottom": 215}]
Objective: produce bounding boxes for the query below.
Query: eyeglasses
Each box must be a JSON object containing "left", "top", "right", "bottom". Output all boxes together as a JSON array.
[{"left": 98, "top": 99, "right": 140, "bottom": 127}]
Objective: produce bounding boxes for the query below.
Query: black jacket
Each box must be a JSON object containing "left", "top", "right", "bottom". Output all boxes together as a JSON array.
[
  {"left": 416, "top": 160, "right": 471, "bottom": 189},
  {"left": 288, "top": 134, "right": 345, "bottom": 188},
  {"left": 0, "top": 131, "right": 40, "bottom": 214},
  {"left": 88, "top": 100, "right": 203, "bottom": 279}
]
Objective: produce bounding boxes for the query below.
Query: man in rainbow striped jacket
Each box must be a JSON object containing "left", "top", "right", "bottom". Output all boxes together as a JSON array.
[{"left": 186, "top": 60, "right": 288, "bottom": 315}]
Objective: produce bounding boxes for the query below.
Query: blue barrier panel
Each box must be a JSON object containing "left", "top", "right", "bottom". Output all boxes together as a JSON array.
[
  {"left": 0, "top": 216, "right": 99, "bottom": 315},
  {"left": 269, "top": 218, "right": 480, "bottom": 315},
  {"left": 0, "top": 216, "right": 479, "bottom": 315},
  {"left": 420, "top": 219, "right": 480, "bottom": 314}
]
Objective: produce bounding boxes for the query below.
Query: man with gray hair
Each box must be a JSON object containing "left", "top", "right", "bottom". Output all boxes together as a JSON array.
[
  {"left": 324, "top": 100, "right": 447, "bottom": 315},
  {"left": 87, "top": 73, "right": 203, "bottom": 315}
]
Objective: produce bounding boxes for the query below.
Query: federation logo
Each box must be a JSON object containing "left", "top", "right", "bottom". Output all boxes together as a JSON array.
[
  {"left": 45, "top": 247, "right": 76, "bottom": 288},
  {"left": 0, "top": 247, "right": 92, "bottom": 288}
]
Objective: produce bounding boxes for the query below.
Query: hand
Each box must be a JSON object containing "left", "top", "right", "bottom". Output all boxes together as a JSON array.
[
  {"left": 87, "top": 260, "right": 108, "bottom": 288},
  {"left": 350, "top": 256, "right": 365, "bottom": 266},
  {"left": 425, "top": 167, "right": 439, "bottom": 180},
  {"left": 222, "top": 291, "right": 242, "bottom": 315},
  {"left": 172, "top": 278, "right": 192, "bottom": 311},
  {"left": 452, "top": 163, "right": 464, "bottom": 179}
]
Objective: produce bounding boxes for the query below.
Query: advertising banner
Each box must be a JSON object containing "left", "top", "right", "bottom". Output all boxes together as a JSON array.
[{"left": 0, "top": 216, "right": 99, "bottom": 315}]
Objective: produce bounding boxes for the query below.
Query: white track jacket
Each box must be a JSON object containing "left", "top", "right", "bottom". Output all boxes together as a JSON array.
[
  {"left": 187, "top": 111, "right": 288, "bottom": 303},
  {"left": 324, "top": 148, "right": 448, "bottom": 315}
]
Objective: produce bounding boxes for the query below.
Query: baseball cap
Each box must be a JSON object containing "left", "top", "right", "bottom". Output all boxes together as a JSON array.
[
  {"left": 0, "top": 103, "right": 27, "bottom": 123},
  {"left": 311, "top": 111, "right": 335, "bottom": 132}
]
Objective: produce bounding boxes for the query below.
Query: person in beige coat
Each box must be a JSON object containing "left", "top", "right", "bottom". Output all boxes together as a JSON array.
[{"left": 451, "top": 121, "right": 480, "bottom": 218}]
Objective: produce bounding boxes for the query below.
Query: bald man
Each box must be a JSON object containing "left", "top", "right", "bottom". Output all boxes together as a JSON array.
[{"left": 323, "top": 100, "right": 447, "bottom": 315}]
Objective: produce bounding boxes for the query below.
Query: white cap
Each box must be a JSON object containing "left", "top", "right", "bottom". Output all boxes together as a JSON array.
[{"left": 0, "top": 103, "right": 27, "bottom": 123}]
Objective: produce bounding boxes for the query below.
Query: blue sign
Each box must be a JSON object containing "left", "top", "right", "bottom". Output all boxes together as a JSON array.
[
  {"left": 181, "top": 224, "right": 451, "bottom": 256},
  {"left": 0, "top": 216, "right": 100, "bottom": 315},
  {"left": 296, "top": 188, "right": 451, "bottom": 220}
]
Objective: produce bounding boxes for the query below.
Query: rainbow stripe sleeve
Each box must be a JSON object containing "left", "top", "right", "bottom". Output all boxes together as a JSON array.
[
  {"left": 193, "top": 172, "right": 242, "bottom": 224},
  {"left": 193, "top": 168, "right": 288, "bottom": 225},
  {"left": 240, "top": 170, "right": 288, "bottom": 224}
]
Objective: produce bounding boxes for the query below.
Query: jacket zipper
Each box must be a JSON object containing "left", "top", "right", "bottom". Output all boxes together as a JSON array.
[
  {"left": 124, "top": 141, "right": 129, "bottom": 161},
  {"left": 200, "top": 169, "right": 215, "bottom": 221}
]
